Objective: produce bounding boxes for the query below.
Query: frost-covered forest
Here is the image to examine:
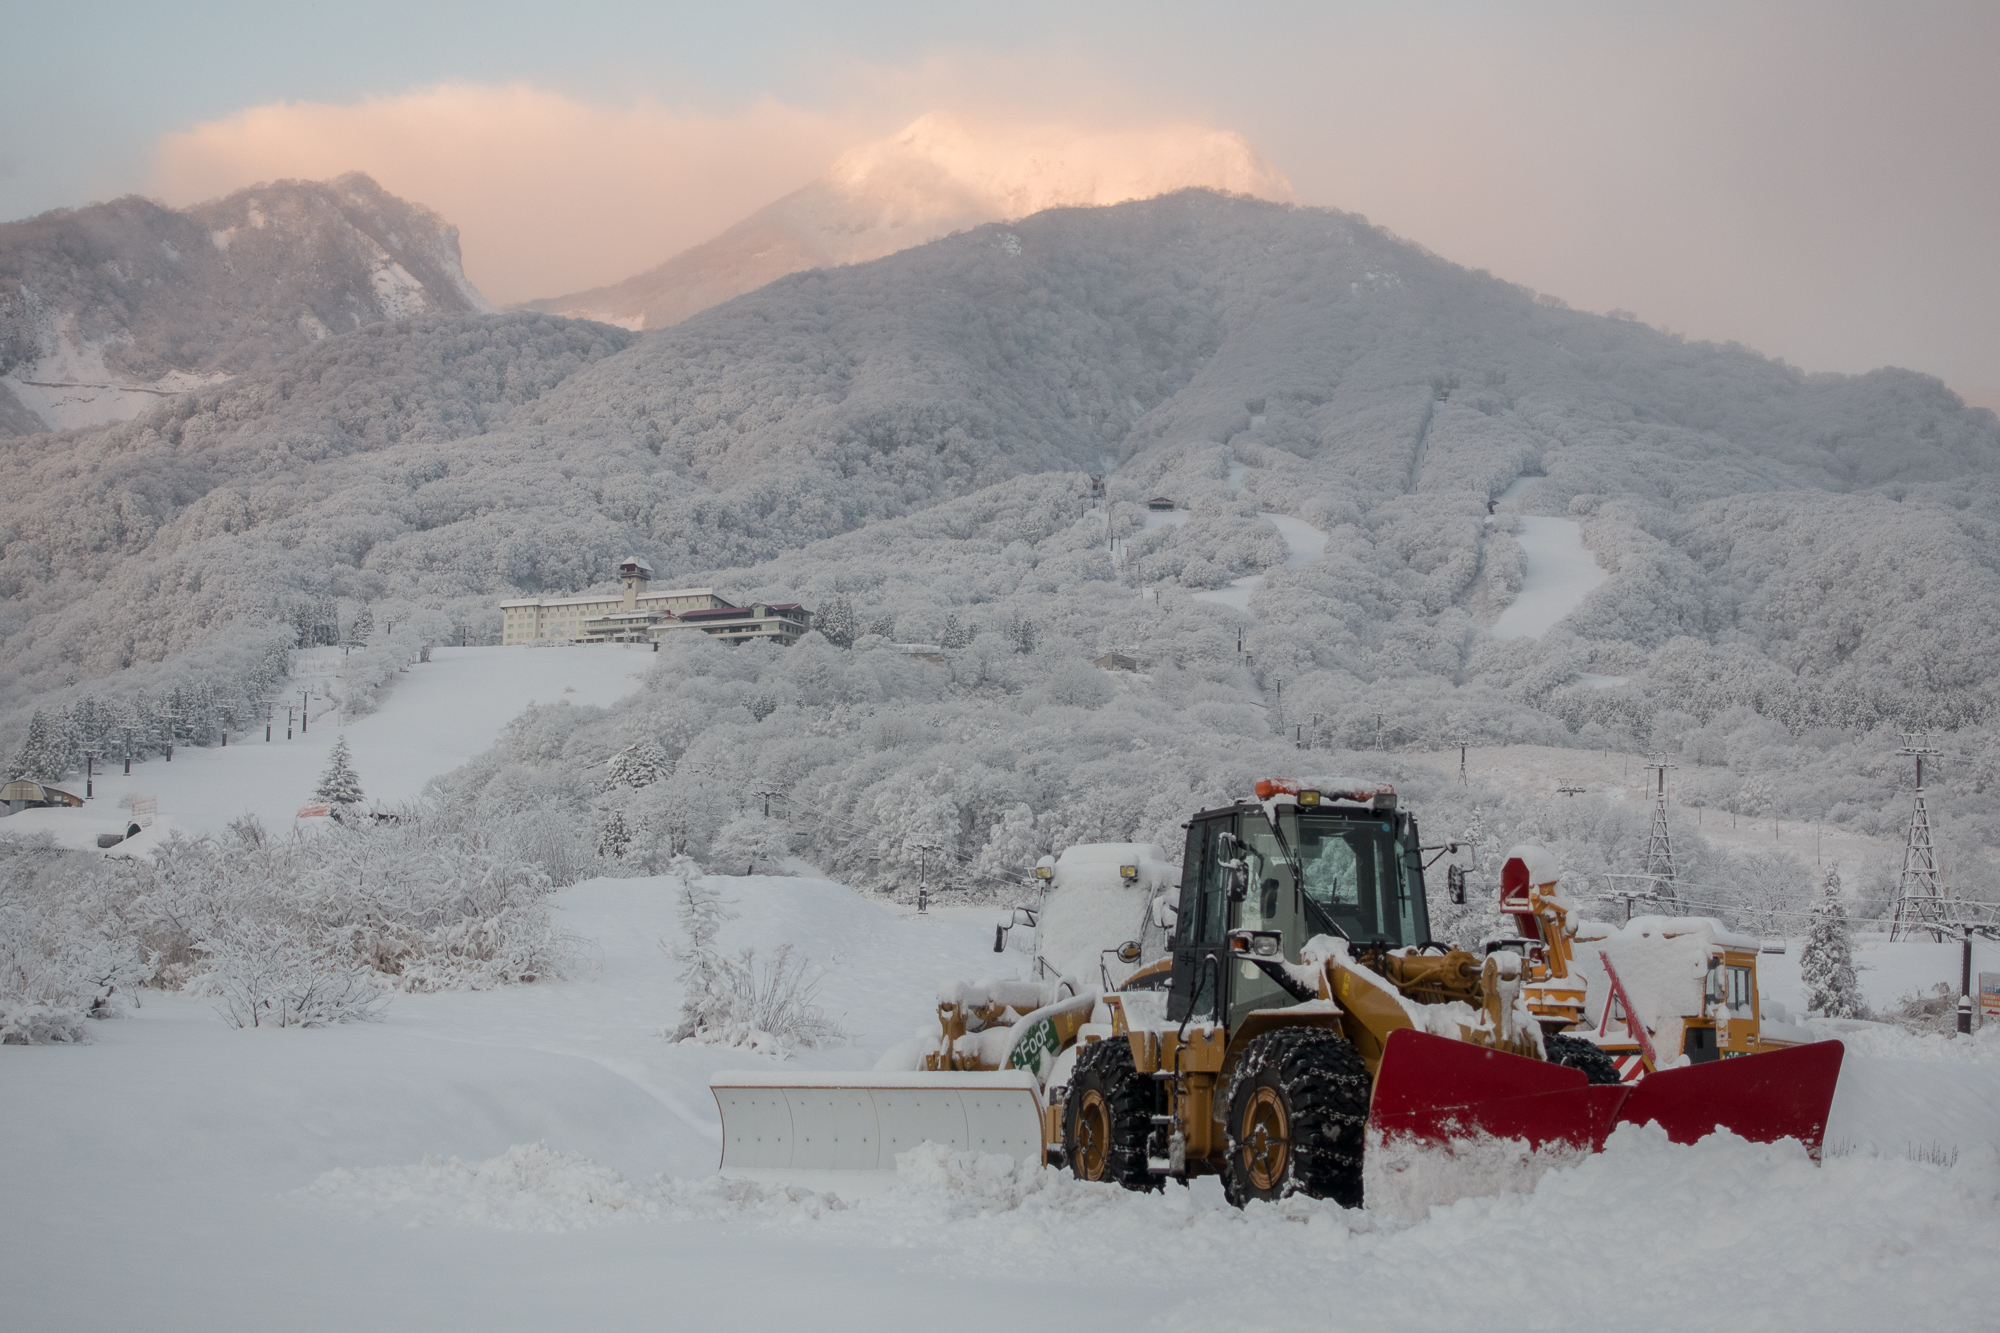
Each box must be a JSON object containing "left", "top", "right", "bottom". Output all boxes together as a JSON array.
[{"left": 3, "top": 186, "right": 1998, "bottom": 963}]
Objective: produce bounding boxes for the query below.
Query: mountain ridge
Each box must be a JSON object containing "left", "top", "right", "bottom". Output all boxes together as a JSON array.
[{"left": 0, "top": 173, "right": 491, "bottom": 436}]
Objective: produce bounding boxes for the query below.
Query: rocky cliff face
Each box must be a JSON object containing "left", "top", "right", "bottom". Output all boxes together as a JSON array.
[{"left": 0, "top": 173, "right": 492, "bottom": 434}]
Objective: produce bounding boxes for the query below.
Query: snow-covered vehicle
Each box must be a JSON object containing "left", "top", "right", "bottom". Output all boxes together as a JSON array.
[
  {"left": 1573, "top": 916, "right": 1815, "bottom": 1080},
  {"left": 993, "top": 841, "right": 1180, "bottom": 988},
  {"left": 711, "top": 779, "right": 1843, "bottom": 1207}
]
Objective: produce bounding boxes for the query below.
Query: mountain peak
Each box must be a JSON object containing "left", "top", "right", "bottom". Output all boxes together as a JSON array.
[{"left": 525, "top": 115, "right": 1296, "bottom": 330}]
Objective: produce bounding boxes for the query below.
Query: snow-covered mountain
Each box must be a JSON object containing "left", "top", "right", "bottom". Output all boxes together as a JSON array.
[
  {"left": 4, "top": 187, "right": 1998, "bottom": 903},
  {"left": 0, "top": 173, "right": 492, "bottom": 435},
  {"left": 521, "top": 114, "right": 1297, "bottom": 330}
]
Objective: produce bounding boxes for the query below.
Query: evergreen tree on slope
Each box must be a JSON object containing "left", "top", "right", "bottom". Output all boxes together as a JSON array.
[
  {"left": 817, "top": 594, "right": 857, "bottom": 649},
  {"left": 313, "top": 735, "right": 365, "bottom": 808},
  {"left": 670, "top": 856, "right": 739, "bottom": 1041},
  {"left": 1801, "top": 867, "right": 1862, "bottom": 1018}
]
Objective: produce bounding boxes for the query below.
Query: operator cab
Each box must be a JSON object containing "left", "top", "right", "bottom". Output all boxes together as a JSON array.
[{"left": 1166, "top": 780, "right": 1431, "bottom": 1029}]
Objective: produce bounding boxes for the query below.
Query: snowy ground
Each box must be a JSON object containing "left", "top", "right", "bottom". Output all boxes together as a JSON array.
[
  {"left": 0, "top": 644, "right": 651, "bottom": 850},
  {"left": 8, "top": 864, "right": 1997, "bottom": 1331}
]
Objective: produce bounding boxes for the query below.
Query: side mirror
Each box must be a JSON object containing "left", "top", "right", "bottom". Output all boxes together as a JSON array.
[
  {"left": 1116, "top": 940, "right": 1142, "bottom": 964},
  {"left": 1447, "top": 864, "right": 1467, "bottom": 905},
  {"left": 1152, "top": 894, "right": 1179, "bottom": 932},
  {"left": 1227, "top": 862, "right": 1249, "bottom": 903}
]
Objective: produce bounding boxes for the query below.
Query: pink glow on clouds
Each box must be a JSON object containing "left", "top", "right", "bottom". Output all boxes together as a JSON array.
[{"left": 150, "top": 85, "right": 874, "bottom": 304}]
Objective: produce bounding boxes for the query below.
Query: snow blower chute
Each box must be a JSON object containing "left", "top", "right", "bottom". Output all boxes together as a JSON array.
[{"left": 712, "top": 784, "right": 1842, "bottom": 1207}]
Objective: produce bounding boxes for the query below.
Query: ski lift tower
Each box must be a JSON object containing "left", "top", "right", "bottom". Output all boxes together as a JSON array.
[
  {"left": 1890, "top": 735, "right": 1950, "bottom": 943},
  {"left": 1641, "top": 754, "right": 1678, "bottom": 908}
]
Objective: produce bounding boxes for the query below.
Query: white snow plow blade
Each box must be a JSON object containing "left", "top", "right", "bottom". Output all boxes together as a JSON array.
[{"left": 710, "top": 1070, "right": 1045, "bottom": 1192}]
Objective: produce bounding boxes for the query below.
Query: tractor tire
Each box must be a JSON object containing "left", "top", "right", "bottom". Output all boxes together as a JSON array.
[
  {"left": 1223, "top": 1029, "right": 1370, "bottom": 1209},
  {"left": 1062, "top": 1038, "right": 1161, "bottom": 1192},
  {"left": 1545, "top": 1034, "right": 1624, "bottom": 1086}
]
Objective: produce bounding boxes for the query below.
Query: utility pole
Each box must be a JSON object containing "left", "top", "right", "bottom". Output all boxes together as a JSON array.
[
  {"left": 265, "top": 702, "right": 272, "bottom": 743},
  {"left": 1374, "top": 712, "right": 1386, "bottom": 752},
  {"left": 1449, "top": 735, "right": 1470, "bottom": 786},
  {"left": 1960, "top": 928, "right": 1975, "bottom": 1035},
  {"left": 300, "top": 688, "right": 309, "bottom": 735},
  {"left": 1891, "top": 736, "right": 1949, "bottom": 943}
]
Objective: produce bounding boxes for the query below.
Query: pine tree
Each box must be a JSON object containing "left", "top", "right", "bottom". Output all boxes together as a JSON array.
[
  {"left": 605, "top": 742, "right": 669, "bottom": 790},
  {"left": 818, "top": 594, "right": 857, "bottom": 649},
  {"left": 1801, "top": 867, "right": 1862, "bottom": 1018},
  {"left": 313, "top": 736, "right": 365, "bottom": 807},
  {"left": 351, "top": 603, "right": 374, "bottom": 644},
  {"left": 595, "top": 803, "right": 632, "bottom": 858},
  {"left": 10, "top": 710, "right": 54, "bottom": 781},
  {"left": 866, "top": 614, "right": 896, "bottom": 640},
  {"left": 669, "top": 857, "right": 740, "bottom": 1041},
  {"left": 939, "top": 613, "right": 970, "bottom": 650}
]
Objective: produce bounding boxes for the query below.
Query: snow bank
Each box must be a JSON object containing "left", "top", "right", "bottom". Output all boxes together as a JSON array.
[{"left": 302, "top": 1130, "right": 2000, "bottom": 1332}]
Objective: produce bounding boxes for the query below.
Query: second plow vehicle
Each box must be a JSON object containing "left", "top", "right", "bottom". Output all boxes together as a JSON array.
[{"left": 713, "top": 778, "right": 1843, "bottom": 1209}]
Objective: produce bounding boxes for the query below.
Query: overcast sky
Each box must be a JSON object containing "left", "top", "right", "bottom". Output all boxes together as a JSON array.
[{"left": 4, "top": 1, "right": 1995, "bottom": 406}]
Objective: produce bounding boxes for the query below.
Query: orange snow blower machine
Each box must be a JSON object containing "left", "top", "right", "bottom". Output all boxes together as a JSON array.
[{"left": 711, "top": 780, "right": 1843, "bottom": 1208}]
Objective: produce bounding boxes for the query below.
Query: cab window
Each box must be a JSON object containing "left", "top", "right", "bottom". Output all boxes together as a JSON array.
[
  {"left": 1727, "top": 965, "right": 1756, "bottom": 1018},
  {"left": 1292, "top": 815, "right": 1410, "bottom": 947}
]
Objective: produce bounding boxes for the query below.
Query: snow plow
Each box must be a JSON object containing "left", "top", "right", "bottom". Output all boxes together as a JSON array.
[{"left": 712, "top": 780, "right": 1843, "bottom": 1207}]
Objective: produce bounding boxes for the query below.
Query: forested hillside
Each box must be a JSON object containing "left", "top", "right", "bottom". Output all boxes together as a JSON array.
[
  {"left": 3, "top": 188, "right": 1997, "bottom": 905},
  {"left": 0, "top": 173, "right": 491, "bottom": 434}
]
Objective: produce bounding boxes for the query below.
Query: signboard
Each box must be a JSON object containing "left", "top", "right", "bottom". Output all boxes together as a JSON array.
[
  {"left": 129, "top": 796, "right": 157, "bottom": 829},
  {"left": 1980, "top": 972, "right": 2000, "bottom": 1024}
]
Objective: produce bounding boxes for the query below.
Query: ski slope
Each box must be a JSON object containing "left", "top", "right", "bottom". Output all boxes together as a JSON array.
[
  {"left": 1190, "top": 511, "right": 1328, "bottom": 609},
  {"left": 1490, "top": 515, "right": 1609, "bottom": 638},
  {"left": 1, "top": 644, "right": 652, "bottom": 848}
]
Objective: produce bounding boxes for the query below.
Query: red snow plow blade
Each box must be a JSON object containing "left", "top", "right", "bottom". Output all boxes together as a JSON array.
[{"left": 1369, "top": 1029, "right": 1845, "bottom": 1157}]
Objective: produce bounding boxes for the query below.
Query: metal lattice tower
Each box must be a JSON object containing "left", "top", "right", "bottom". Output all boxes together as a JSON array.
[
  {"left": 1890, "top": 736, "right": 1950, "bottom": 943},
  {"left": 1641, "top": 755, "right": 1678, "bottom": 908}
]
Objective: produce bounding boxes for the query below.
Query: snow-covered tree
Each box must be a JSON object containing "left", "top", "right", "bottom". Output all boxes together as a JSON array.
[
  {"left": 9, "top": 710, "right": 66, "bottom": 781},
  {"left": 669, "top": 859, "right": 739, "bottom": 1041},
  {"left": 605, "top": 742, "right": 669, "bottom": 790},
  {"left": 866, "top": 614, "right": 896, "bottom": 640},
  {"left": 716, "top": 813, "right": 793, "bottom": 876},
  {"left": 1801, "top": 868, "right": 1863, "bottom": 1018},
  {"left": 594, "top": 802, "right": 632, "bottom": 859},
  {"left": 313, "top": 736, "right": 365, "bottom": 808},
  {"left": 351, "top": 603, "right": 374, "bottom": 644},
  {"left": 817, "top": 595, "right": 857, "bottom": 649},
  {"left": 939, "top": 613, "right": 971, "bottom": 650}
]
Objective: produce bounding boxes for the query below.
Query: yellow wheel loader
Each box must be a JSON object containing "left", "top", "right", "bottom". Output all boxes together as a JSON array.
[{"left": 712, "top": 779, "right": 1843, "bottom": 1207}]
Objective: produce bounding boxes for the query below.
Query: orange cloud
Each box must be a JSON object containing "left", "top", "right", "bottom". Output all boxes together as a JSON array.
[{"left": 149, "top": 85, "right": 875, "bottom": 304}]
